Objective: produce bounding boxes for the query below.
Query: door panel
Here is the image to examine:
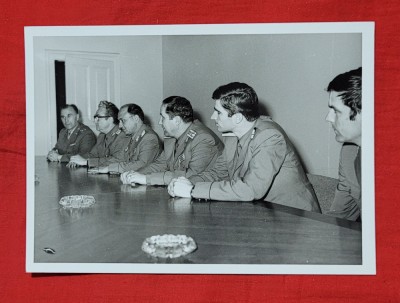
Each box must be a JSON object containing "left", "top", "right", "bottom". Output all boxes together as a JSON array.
[{"left": 65, "top": 55, "right": 118, "bottom": 134}]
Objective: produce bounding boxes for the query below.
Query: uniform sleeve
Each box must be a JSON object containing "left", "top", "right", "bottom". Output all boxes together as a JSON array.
[
  {"left": 86, "top": 145, "right": 100, "bottom": 159},
  {"left": 138, "top": 151, "right": 168, "bottom": 174},
  {"left": 108, "top": 134, "right": 161, "bottom": 173},
  {"left": 189, "top": 147, "right": 230, "bottom": 183},
  {"left": 54, "top": 130, "right": 69, "bottom": 162},
  {"left": 59, "top": 131, "right": 96, "bottom": 162},
  {"left": 84, "top": 135, "right": 102, "bottom": 159},
  {"left": 54, "top": 129, "right": 66, "bottom": 151},
  {"left": 191, "top": 130, "right": 286, "bottom": 201},
  {"left": 326, "top": 147, "right": 361, "bottom": 221},
  {"left": 85, "top": 141, "right": 102, "bottom": 167},
  {"left": 88, "top": 134, "right": 129, "bottom": 167},
  {"left": 144, "top": 133, "right": 221, "bottom": 186},
  {"left": 78, "top": 131, "right": 97, "bottom": 156},
  {"left": 185, "top": 133, "right": 221, "bottom": 178}
]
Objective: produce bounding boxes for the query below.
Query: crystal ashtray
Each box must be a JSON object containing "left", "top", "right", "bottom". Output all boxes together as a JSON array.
[
  {"left": 142, "top": 234, "right": 197, "bottom": 258},
  {"left": 59, "top": 195, "right": 96, "bottom": 209}
]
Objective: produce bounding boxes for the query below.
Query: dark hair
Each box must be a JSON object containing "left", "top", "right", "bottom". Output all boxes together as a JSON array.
[
  {"left": 162, "top": 96, "right": 194, "bottom": 123},
  {"left": 61, "top": 104, "right": 79, "bottom": 114},
  {"left": 212, "top": 82, "right": 260, "bottom": 122},
  {"left": 121, "top": 103, "right": 144, "bottom": 122},
  {"left": 327, "top": 67, "right": 362, "bottom": 121},
  {"left": 98, "top": 100, "right": 119, "bottom": 124}
]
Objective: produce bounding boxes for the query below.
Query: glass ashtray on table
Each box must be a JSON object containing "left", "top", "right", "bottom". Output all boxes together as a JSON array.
[{"left": 59, "top": 195, "right": 96, "bottom": 209}]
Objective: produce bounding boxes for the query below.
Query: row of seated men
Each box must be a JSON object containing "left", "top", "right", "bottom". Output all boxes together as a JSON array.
[{"left": 47, "top": 67, "right": 362, "bottom": 222}]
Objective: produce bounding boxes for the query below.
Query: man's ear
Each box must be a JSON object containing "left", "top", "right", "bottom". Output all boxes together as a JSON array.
[
  {"left": 234, "top": 113, "right": 244, "bottom": 124},
  {"left": 355, "top": 111, "right": 362, "bottom": 122},
  {"left": 173, "top": 115, "right": 182, "bottom": 126}
]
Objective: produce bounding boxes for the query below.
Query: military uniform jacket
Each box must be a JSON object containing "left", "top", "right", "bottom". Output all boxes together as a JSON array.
[
  {"left": 327, "top": 143, "right": 361, "bottom": 221},
  {"left": 138, "top": 120, "right": 224, "bottom": 185},
  {"left": 108, "top": 124, "right": 162, "bottom": 173},
  {"left": 84, "top": 124, "right": 130, "bottom": 167},
  {"left": 190, "top": 116, "right": 321, "bottom": 212},
  {"left": 54, "top": 122, "right": 96, "bottom": 162}
]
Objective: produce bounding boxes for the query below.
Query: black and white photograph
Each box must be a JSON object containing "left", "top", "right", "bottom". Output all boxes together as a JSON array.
[{"left": 25, "top": 23, "right": 375, "bottom": 274}]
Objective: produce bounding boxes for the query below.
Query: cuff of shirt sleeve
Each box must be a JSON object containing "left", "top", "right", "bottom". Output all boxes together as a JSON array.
[
  {"left": 146, "top": 173, "right": 164, "bottom": 185},
  {"left": 87, "top": 158, "right": 98, "bottom": 167},
  {"left": 191, "top": 182, "right": 213, "bottom": 200},
  {"left": 189, "top": 175, "right": 207, "bottom": 184},
  {"left": 108, "top": 163, "right": 122, "bottom": 173},
  {"left": 60, "top": 155, "right": 69, "bottom": 162}
]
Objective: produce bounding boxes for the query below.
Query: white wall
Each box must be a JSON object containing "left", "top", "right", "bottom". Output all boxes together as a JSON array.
[
  {"left": 162, "top": 34, "right": 361, "bottom": 177},
  {"left": 33, "top": 33, "right": 361, "bottom": 178}
]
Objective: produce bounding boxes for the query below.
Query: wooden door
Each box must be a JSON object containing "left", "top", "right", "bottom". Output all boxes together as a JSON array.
[{"left": 65, "top": 55, "right": 120, "bottom": 133}]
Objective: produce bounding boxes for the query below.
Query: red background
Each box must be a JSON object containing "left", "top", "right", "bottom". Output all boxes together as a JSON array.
[{"left": 1, "top": 0, "right": 399, "bottom": 302}]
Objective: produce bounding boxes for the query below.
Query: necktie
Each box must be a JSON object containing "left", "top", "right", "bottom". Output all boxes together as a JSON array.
[
  {"left": 233, "top": 141, "right": 243, "bottom": 178},
  {"left": 354, "top": 147, "right": 361, "bottom": 186},
  {"left": 126, "top": 137, "right": 133, "bottom": 161},
  {"left": 104, "top": 136, "right": 109, "bottom": 157},
  {"left": 172, "top": 139, "right": 180, "bottom": 169}
]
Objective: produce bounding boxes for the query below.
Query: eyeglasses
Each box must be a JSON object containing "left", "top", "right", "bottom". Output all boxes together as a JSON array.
[{"left": 94, "top": 115, "right": 110, "bottom": 120}]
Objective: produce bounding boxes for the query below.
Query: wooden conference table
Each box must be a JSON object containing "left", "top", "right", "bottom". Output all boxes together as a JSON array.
[{"left": 34, "top": 156, "right": 362, "bottom": 265}]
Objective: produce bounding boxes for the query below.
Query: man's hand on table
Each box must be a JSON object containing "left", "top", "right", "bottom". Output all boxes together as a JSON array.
[
  {"left": 168, "top": 177, "right": 193, "bottom": 198},
  {"left": 120, "top": 171, "right": 146, "bottom": 185},
  {"left": 47, "top": 150, "right": 61, "bottom": 162},
  {"left": 67, "top": 155, "right": 88, "bottom": 168}
]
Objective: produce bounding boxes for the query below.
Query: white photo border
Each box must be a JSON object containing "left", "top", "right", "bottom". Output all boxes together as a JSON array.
[{"left": 25, "top": 22, "right": 375, "bottom": 274}]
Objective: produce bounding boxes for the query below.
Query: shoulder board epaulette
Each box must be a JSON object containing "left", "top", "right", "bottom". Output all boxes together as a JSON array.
[
  {"left": 78, "top": 125, "right": 89, "bottom": 132},
  {"left": 113, "top": 129, "right": 121, "bottom": 136},
  {"left": 187, "top": 129, "right": 197, "bottom": 139},
  {"left": 136, "top": 129, "right": 146, "bottom": 142},
  {"left": 250, "top": 128, "right": 257, "bottom": 139}
]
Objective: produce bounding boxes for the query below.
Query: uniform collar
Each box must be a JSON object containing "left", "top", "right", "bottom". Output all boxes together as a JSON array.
[
  {"left": 105, "top": 124, "right": 121, "bottom": 139},
  {"left": 176, "top": 122, "right": 193, "bottom": 144},
  {"left": 131, "top": 123, "right": 146, "bottom": 141},
  {"left": 238, "top": 125, "right": 254, "bottom": 148},
  {"left": 67, "top": 123, "right": 79, "bottom": 137}
]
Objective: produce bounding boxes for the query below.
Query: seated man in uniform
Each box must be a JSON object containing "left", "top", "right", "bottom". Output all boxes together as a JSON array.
[
  {"left": 325, "top": 67, "right": 362, "bottom": 221},
  {"left": 120, "top": 96, "right": 223, "bottom": 186},
  {"left": 47, "top": 104, "right": 96, "bottom": 163},
  {"left": 88, "top": 103, "right": 162, "bottom": 174},
  {"left": 168, "top": 82, "right": 321, "bottom": 213},
  {"left": 67, "top": 101, "right": 130, "bottom": 168}
]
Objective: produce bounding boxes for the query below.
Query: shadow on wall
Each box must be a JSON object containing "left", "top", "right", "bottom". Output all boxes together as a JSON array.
[
  {"left": 258, "top": 100, "right": 270, "bottom": 117},
  {"left": 193, "top": 111, "right": 202, "bottom": 122},
  {"left": 259, "top": 98, "right": 311, "bottom": 174},
  {"left": 78, "top": 109, "right": 84, "bottom": 124},
  {"left": 143, "top": 114, "right": 152, "bottom": 126}
]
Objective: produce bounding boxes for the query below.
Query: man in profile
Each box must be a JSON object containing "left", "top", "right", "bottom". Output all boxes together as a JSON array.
[
  {"left": 325, "top": 67, "right": 362, "bottom": 221},
  {"left": 88, "top": 103, "right": 162, "bottom": 174},
  {"left": 67, "top": 101, "right": 130, "bottom": 168},
  {"left": 47, "top": 104, "right": 96, "bottom": 162},
  {"left": 168, "top": 82, "right": 320, "bottom": 212},
  {"left": 120, "top": 96, "right": 223, "bottom": 186}
]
